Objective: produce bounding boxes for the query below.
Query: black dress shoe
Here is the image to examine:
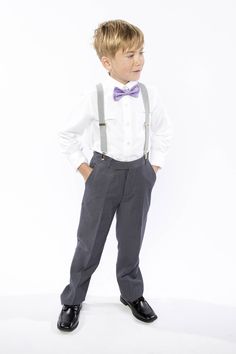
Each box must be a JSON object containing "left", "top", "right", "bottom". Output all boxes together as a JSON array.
[
  {"left": 120, "top": 295, "right": 158, "bottom": 323},
  {"left": 57, "top": 304, "right": 82, "bottom": 331}
]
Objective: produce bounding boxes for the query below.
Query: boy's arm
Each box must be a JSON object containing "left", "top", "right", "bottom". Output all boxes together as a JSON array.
[
  {"left": 58, "top": 93, "right": 93, "bottom": 173},
  {"left": 149, "top": 88, "right": 174, "bottom": 171}
]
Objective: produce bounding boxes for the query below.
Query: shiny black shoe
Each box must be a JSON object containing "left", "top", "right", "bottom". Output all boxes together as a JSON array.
[
  {"left": 120, "top": 295, "right": 158, "bottom": 323},
  {"left": 57, "top": 304, "right": 82, "bottom": 331}
]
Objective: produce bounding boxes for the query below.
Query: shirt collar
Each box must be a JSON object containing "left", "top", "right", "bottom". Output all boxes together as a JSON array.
[{"left": 102, "top": 73, "right": 138, "bottom": 91}]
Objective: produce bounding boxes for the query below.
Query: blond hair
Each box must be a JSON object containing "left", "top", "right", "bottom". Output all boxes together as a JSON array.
[{"left": 93, "top": 19, "right": 144, "bottom": 59}]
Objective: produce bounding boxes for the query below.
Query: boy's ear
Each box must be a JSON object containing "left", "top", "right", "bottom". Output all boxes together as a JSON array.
[{"left": 100, "top": 56, "right": 112, "bottom": 71}]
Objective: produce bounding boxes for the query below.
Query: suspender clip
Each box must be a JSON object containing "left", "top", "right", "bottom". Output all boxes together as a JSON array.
[{"left": 144, "top": 151, "right": 149, "bottom": 161}]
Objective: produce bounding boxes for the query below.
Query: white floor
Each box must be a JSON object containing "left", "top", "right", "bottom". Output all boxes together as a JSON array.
[{"left": 1, "top": 293, "right": 236, "bottom": 354}]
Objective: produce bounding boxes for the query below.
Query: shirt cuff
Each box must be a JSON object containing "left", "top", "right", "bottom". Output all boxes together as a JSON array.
[
  {"left": 67, "top": 151, "right": 88, "bottom": 172},
  {"left": 149, "top": 150, "right": 166, "bottom": 168}
]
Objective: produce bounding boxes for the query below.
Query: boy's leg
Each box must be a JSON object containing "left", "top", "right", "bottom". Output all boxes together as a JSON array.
[
  {"left": 115, "top": 159, "right": 156, "bottom": 302},
  {"left": 60, "top": 155, "right": 119, "bottom": 305}
]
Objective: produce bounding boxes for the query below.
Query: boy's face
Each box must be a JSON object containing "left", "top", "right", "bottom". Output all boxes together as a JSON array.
[{"left": 101, "top": 46, "right": 144, "bottom": 84}]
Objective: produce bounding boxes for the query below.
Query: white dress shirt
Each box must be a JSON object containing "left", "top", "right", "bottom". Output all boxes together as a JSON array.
[{"left": 58, "top": 75, "right": 174, "bottom": 172}]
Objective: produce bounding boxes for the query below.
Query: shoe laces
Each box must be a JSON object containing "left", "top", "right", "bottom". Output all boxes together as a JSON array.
[
  {"left": 133, "top": 296, "right": 145, "bottom": 304},
  {"left": 63, "top": 304, "right": 80, "bottom": 311}
]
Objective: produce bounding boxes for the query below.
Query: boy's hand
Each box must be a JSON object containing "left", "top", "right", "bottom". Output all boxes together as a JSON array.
[
  {"left": 77, "top": 163, "right": 93, "bottom": 182},
  {"left": 152, "top": 165, "right": 161, "bottom": 173}
]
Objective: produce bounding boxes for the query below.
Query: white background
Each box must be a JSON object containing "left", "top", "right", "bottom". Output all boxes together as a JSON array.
[{"left": 0, "top": 0, "right": 236, "bottom": 346}]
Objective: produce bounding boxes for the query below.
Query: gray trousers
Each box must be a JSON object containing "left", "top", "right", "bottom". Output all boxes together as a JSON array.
[{"left": 60, "top": 151, "right": 157, "bottom": 305}]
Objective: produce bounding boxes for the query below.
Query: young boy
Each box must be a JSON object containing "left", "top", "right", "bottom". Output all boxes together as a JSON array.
[{"left": 57, "top": 19, "right": 173, "bottom": 331}]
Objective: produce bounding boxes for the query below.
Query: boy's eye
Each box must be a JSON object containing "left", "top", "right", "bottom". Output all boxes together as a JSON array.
[{"left": 126, "top": 51, "right": 144, "bottom": 58}]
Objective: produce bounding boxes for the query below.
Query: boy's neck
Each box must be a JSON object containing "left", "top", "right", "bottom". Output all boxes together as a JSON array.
[{"left": 108, "top": 72, "right": 129, "bottom": 85}]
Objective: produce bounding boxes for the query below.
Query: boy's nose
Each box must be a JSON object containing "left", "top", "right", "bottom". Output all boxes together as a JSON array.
[
  {"left": 134, "top": 63, "right": 142, "bottom": 70},
  {"left": 134, "top": 59, "right": 141, "bottom": 67},
  {"left": 134, "top": 57, "right": 143, "bottom": 67}
]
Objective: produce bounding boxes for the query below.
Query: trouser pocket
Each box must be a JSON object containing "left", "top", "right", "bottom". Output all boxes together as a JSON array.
[
  {"left": 147, "top": 159, "right": 157, "bottom": 183},
  {"left": 85, "top": 155, "right": 104, "bottom": 185}
]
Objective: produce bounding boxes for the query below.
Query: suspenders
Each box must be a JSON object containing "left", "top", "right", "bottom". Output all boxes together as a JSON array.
[
  {"left": 96, "top": 82, "right": 150, "bottom": 161},
  {"left": 139, "top": 83, "right": 150, "bottom": 160},
  {"left": 96, "top": 83, "right": 107, "bottom": 159}
]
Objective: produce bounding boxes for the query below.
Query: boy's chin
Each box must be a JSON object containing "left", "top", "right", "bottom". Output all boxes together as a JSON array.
[{"left": 131, "top": 72, "right": 141, "bottom": 80}]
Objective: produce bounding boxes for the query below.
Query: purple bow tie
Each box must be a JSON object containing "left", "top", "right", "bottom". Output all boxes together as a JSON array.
[{"left": 113, "top": 84, "right": 140, "bottom": 101}]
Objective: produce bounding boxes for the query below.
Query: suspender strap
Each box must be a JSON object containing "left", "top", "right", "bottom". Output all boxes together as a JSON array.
[
  {"left": 96, "top": 82, "right": 150, "bottom": 160},
  {"left": 139, "top": 82, "right": 150, "bottom": 160},
  {"left": 96, "top": 83, "right": 107, "bottom": 156}
]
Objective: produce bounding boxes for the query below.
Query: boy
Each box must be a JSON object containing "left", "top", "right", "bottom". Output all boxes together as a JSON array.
[{"left": 57, "top": 19, "right": 173, "bottom": 331}]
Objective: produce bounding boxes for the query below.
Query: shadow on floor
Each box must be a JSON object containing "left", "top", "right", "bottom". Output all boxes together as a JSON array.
[{"left": 0, "top": 293, "right": 235, "bottom": 343}]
